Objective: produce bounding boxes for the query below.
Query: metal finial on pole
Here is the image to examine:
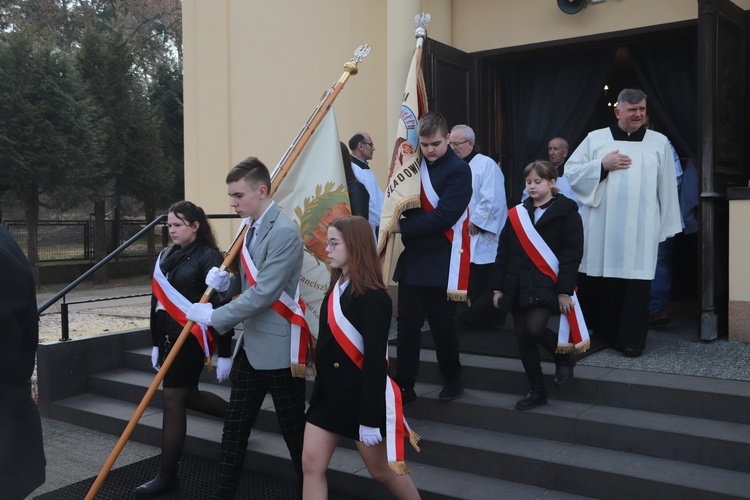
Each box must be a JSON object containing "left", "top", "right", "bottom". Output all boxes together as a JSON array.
[{"left": 414, "top": 13, "right": 431, "bottom": 47}]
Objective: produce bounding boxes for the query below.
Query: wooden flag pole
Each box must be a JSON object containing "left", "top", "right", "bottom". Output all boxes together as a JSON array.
[{"left": 85, "top": 44, "right": 370, "bottom": 499}]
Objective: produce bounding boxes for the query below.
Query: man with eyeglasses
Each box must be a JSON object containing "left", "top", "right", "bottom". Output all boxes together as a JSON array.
[
  {"left": 449, "top": 124, "right": 507, "bottom": 327},
  {"left": 348, "top": 132, "right": 384, "bottom": 240}
]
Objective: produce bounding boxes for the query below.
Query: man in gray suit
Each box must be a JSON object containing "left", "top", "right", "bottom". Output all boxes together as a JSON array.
[{"left": 187, "top": 157, "right": 306, "bottom": 499}]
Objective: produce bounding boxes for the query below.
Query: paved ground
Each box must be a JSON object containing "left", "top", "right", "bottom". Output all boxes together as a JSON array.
[{"left": 28, "top": 280, "right": 750, "bottom": 498}]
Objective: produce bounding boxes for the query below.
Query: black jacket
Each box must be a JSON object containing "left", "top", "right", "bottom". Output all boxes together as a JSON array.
[
  {"left": 310, "top": 286, "right": 391, "bottom": 431},
  {"left": 150, "top": 239, "right": 233, "bottom": 358},
  {"left": 0, "top": 226, "right": 46, "bottom": 499},
  {"left": 491, "top": 194, "right": 583, "bottom": 313},
  {"left": 394, "top": 148, "right": 472, "bottom": 287}
]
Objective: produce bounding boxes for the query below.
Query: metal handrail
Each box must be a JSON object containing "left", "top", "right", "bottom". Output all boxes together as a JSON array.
[
  {"left": 38, "top": 213, "right": 241, "bottom": 341},
  {"left": 37, "top": 213, "right": 240, "bottom": 316}
]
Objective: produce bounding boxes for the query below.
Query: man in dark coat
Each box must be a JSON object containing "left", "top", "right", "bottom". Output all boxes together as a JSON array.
[
  {"left": 391, "top": 112, "right": 473, "bottom": 404},
  {"left": 0, "top": 225, "right": 46, "bottom": 499}
]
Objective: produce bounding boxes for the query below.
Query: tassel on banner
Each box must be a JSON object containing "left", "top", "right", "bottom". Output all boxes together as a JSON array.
[
  {"left": 575, "top": 339, "right": 591, "bottom": 354},
  {"left": 409, "top": 429, "right": 421, "bottom": 452},
  {"left": 290, "top": 363, "right": 308, "bottom": 378},
  {"left": 389, "top": 461, "right": 411, "bottom": 476}
]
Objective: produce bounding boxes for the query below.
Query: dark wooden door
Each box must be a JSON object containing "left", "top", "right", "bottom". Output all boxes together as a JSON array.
[
  {"left": 697, "top": 0, "right": 747, "bottom": 339},
  {"left": 423, "top": 39, "right": 478, "bottom": 138}
]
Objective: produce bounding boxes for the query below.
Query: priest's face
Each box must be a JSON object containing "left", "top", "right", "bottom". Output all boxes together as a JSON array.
[
  {"left": 419, "top": 132, "right": 450, "bottom": 163},
  {"left": 614, "top": 99, "right": 647, "bottom": 133}
]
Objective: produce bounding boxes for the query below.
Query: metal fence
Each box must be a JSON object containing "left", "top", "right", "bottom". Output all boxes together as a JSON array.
[
  {"left": 5, "top": 214, "right": 237, "bottom": 263},
  {"left": 4, "top": 219, "right": 163, "bottom": 262}
]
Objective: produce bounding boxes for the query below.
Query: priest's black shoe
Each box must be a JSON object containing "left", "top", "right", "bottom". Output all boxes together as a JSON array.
[
  {"left": 554, "top": 353, "right": 576, "bottom": 386},
  {"left": 134, "top": 471, "right": 179, "bottom": 498},
  {"left": 515, "top": 390, "right": 547, "bottom": 411},
  {"left": 623, "top": 347, "right": 643, "bottom": 357}
]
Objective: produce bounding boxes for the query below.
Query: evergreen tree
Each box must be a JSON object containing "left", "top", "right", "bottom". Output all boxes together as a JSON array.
[{"left": 0, "top": 29, "right": 106, "bottom": 279}]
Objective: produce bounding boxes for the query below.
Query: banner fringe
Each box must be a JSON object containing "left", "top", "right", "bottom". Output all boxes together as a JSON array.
[
  {"left": 409, "top": 429, "right": 421, "bottom": 452},
  {"left": 446, "top": 290, "right": 468, "bottom": 302},
  {"left": 290, "top": 364, "right": 308, "bottom": 379},
  {"left": 389, "top": 461, "right": 411, "bottom": 475}
]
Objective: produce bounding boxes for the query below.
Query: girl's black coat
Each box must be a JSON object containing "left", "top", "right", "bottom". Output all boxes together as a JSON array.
[
  {"left": 309, "top": 286, "right": 391, "bottom": 432},
  {"left": 491, "top": 194, "right": 583, "bottom": 313},
  {"left": 150, "top": 240, "right": 233, "bottom": 358}
]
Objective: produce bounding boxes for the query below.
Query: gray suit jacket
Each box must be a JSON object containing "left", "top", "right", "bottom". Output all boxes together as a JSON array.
[{"left": 212, "top": 203, "right": 304, "bottom": 370}]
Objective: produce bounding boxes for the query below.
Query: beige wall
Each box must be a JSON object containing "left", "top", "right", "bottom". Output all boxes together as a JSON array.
[
  {"left": 183, "top": 0, "right": 749, "bottom": 243},
  {"left": 729, "top": 197, "right": 750, "bottom": 342},
  {"left": 452, "top": 0, "right": 750, "bottom": 52}
]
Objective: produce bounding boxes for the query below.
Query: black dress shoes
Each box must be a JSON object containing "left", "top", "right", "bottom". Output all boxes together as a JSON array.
[
  {"left": 623, "top": 347, "right": 643, "bottom": 357},
  {"left": 554, "top": 353, "right": 576, "bottom": 386},
  {"left": 134, "top": 471, "right": 179, "bottom": 498},
  {"left": 401, "top": 387, "right": 417, "bottom": 406},
  {"left": 438, "top": 378, "right": 465, "bottom": 401},
  {"left": 515, "top": 390, "right": 547, "bottom": 411}
]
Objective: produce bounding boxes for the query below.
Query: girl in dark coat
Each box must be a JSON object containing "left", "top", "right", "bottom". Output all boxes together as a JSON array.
[
  {"left": 302, "top": 216, "right": 419, "bottom": 500},
  {"left": 135, "top": 201, "right": 232, "bottom": 498},
  {"left": 492, "top": 161, "right": 584, "bottom": 411}
]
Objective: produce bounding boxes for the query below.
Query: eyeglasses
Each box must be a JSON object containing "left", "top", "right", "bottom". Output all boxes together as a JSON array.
[
  {"left": 449, "top": 140, "right": 470, "bottom": 148},
  {"left": 361, "top": 141, "right": 374, "bottom": 147},
  {"left": 325, "top": 239, "right": 342, "bottom": 249}
]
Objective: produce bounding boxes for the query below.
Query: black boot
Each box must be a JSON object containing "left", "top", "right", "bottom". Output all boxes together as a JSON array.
[
  {"left": 554, "top": 353, "right": 576, "bottom": 387},
  {"left": 134, "top": 470, "right": 179, "bottom": 498},
  {"left": 515, "top": 378, "right": 547, "bottom": 411}
]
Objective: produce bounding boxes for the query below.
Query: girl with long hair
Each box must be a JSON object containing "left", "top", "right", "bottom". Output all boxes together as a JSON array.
[
  {"left": 302, "top": 216, "right": 420, "bottom": 499},
  {"left": 135, "top": 201, "right": 232, "bottom": 497}
]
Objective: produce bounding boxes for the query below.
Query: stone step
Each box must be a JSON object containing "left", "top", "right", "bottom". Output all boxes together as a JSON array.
[
  {"left": 387, "top": 345, "right": 750, "bottom": 425},
  {"left": 47, "top": 394, "right": 592, "bottom": 500}
]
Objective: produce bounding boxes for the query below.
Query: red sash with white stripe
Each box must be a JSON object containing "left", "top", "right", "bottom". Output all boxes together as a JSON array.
[
  {"left": 151, "top": 254, "right": 217, "bottom": 360},
  {"left": 419, "top": 161, "right": 471, "bottom": 301},
  {"left": 240, "top": 229, "right": 313, "bottom": 378},
  {"left": 326, "top": 282, "right": 420, "bottom": 475},
  {"left": 507, "top": 205, "right": 590, "bottom": 353}
]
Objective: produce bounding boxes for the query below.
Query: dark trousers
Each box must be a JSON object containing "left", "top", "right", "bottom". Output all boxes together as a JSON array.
[
  {"left": 458, "top": 263, "right": 506, "bottom": 325},
  {"left": 214, "top": 353, "right": 306, "bottom": 499},
  {"left": 395, "top": 284, "right": 461, "bottom": 389},
  {"left": 512, "top": 307, "right": 558, "bottom": 384},
  {"left": 577, "top": 274, "right": 650, "bottom": 351}
]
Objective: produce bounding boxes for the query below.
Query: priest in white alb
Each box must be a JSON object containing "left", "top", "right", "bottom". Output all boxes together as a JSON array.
[{"left": 565, "top": 88, "right": 682, "bottom": 357}]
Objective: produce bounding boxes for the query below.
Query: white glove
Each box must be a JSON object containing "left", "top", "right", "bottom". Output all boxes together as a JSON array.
[
  {"left": 217, "top": 357, "right": 232, "bottom": 382},
  {"left": 206, "top": 267, "right": 230, "bottom": 293},
  {"left": 358, "top": 425, "right": 382, "bottom": 446},
  {"left": 151, "top": 346, "right": 160, "bottom": 371},
  {"left": 186, "top": 302, "right": 214, "bottom": 326}
]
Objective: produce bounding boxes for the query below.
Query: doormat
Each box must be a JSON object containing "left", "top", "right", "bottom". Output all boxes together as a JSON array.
[{"left": 34, "top": 453, "right": 356, "bottom": 500}]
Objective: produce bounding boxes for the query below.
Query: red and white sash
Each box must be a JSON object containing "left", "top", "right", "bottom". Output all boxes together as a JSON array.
[
  {"left": 240, "top": 228, "right": 313, "bottom": 378},
  {"left": 151, "top": 254, "right": 217, "bottom": 361},
  {"left": 326, "top": 281, "right": 420, "bottom": 475},
  {"left": 420, "top": 161, "right": 471, "bottom": 301},
  {"left": 507, "top": 205, "right": 590, "bottom": 353}
]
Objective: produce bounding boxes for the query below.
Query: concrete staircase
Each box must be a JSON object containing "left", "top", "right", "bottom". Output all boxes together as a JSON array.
[{"left": 38, "top": 329, "right": 750, "bottom": 499}]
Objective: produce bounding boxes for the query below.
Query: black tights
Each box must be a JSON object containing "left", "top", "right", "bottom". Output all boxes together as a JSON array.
[
  {"left": 512, "top": 307, "right": 558, "bottom": 383},
  {"left": 160, "top": 387, "right": 227, "bottom": 474}
]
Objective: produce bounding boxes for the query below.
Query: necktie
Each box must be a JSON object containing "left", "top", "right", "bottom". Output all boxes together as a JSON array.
[{"left": 246, "top": 223, "right": 256, "bottom": 253}]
